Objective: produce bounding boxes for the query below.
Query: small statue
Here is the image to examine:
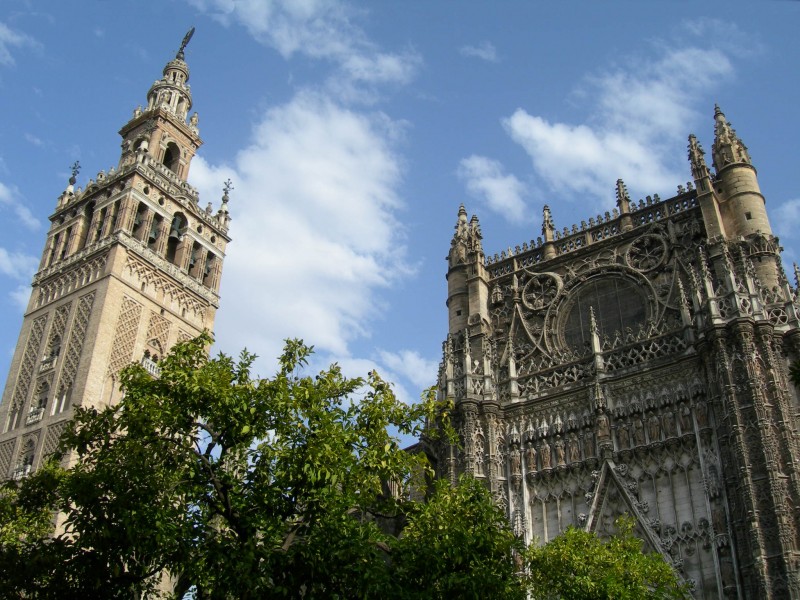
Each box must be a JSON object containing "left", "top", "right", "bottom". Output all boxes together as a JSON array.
[
  {"left": 525, "top": 444, "right": 537, "bottom": 473},
  {"left": 540, "top": 442, "right": 552, "bottom": 470},
  {"left": 554, "top": 436, "right": 565, "bottom": 466}
]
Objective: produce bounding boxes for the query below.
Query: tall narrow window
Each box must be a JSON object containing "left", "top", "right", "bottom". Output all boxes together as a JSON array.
[
  {"left": 166, "top": 213, "right": 188, "bottom": 265},
  {"left": 132, "top": 203, "right": 149, "bottom": 241},
  {"left": 148, "top": 214, "right": 164, "bottom": 251}
]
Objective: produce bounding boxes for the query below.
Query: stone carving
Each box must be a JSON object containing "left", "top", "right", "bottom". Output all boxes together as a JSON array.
[
  {"left": 554, "top": 436, "right": 565, "bottom": 467},
  {"left": 107, "top": 296, "right": 143, "bottom": 376},
  {"left": 9, "top": 316, "right": 48, "bottom": 418},
  {"left": 540, "top": 441, "right": 551, "bottom": 470},
  {"left": 525, "top": 444, "right": 537, "bottom": 473}
]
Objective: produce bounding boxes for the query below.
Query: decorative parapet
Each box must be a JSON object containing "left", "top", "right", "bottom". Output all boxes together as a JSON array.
[
  {"left": 118, "top": 233, "right": 220, "bottom": 306},
  {"left": 57, "top": 154, "right": 229, "bottom": 235},
  {"left": 486, "top": 189, "right": 699, "bottom": 278}
]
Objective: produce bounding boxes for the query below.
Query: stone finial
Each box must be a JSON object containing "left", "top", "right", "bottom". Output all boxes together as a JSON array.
[
  {"left": 542, "top": 205, "right": 555, "bottom": 239},
  {"left": 793, "top": 263, "right": 800, "bottom": 291},
  {"left": 615, "top": 179, "right": 631, "bottom": 212}
]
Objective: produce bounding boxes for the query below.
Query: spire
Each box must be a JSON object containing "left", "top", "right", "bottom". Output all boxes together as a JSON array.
[
  {"left": 542, "top": 205, "right": 555, "bottom": 241},
  {"left": 711, "top": 104, "right": 751, "bottom": 172},
  {"left": 615, "top": 179, "right": 630, "bottom": 213},
  {"left": 688, "top": 134, "right": 710, "bottom": 182}
]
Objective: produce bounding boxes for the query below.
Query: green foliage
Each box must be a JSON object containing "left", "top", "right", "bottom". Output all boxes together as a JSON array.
[
  {"left": 393, "top": 476, "right": 527, "bottom": 600},
  {"left": 0, "top": 335, "right": 445, "bottom": 598},
  {"left": 526, "top": 517, "right": 688, "bottom": 600}
]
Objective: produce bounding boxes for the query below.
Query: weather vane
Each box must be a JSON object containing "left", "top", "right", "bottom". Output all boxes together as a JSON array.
[
  {"left": 177, "top": 26, "right": 195, "bottom": 58},
  {"left": 69, "top": 161, "right": 81, "bottom": 185},
  {"left": 223, "top": 179, "right": 234, "bottom": 195}
]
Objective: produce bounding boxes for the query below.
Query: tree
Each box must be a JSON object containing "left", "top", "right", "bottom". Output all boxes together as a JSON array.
[
  {"left": 0, "top": 335, "right": 437, "bottom": 598},
  {"left": 526, "top": 518, "right": 688, "bottom": 600},
  {"left": 0, "top": 335, "right": 685, "bottom": 599},
  {"left": 392, "top": 476, "right": 527, "bottom": 600}
]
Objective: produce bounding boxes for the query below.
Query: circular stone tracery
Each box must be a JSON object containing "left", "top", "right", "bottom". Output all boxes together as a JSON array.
[
  {"left": 626, "top": 234, "right": 667, "bottom": 272},
  {"left": 522, "top": 273, "right": 560, "bottom": 312}
]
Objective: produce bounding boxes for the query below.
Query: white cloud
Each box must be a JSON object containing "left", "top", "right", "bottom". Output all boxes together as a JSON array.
[
  {"left": 0, "top": 247, "right": 38, "bottom": 280},
  {"left": 0, "top": 21, "right": 36, "bottom": 66},
  {"left": 9, "top": 284, "right": 31, "bottom": 312},
  {"left": 458, "top": 155, "right": 527, "bottom": 222},
  {"left": 188, "top": 0, "right": 420, "bottom": 98},
  {"left": 459, "top": 41, "right": 498, "bottom": 63},
  {"left": 190, "top": 91, "right": 410, "bottom": 363},
  {"left": 503, "top": 38, "right": 735, "bottom": 204},
  {"left": 24, "top": 133, "right": 44, "bottom": 147},
  {"left": 0, "top": 181, "right": 41, "bottom": 230},
  {"left": 773, "top": 199, "right": 800, "bottom": 241},
  {"left": 377, "top": 349, "right": 438, "bottom": 391}
]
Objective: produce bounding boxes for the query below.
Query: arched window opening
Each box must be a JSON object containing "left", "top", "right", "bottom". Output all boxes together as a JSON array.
[
  {"left": 203, "top": 255, "right": 217, "bottom": 289},
  {"left": 133, "top": 138, "right": 148, "bottom": 152},
  {"left": 59, "top": 227, "right": 73, "bottom": 260},
  {"left": 31, "top": 381, "right": 49, "bottom": 415},
  {"left": 108, "top": 200, "right": 121, "bottom": 233},
  {"left": 563, "top": 278, "right": 647, "bottom": 350},
  {"left": 14, "top": 439, "right": 35, "bottom": 479},
  {"left": 162, "top": 142, "right": 181, "bottom": 174},
  {"left": 77, "top": 201, "right": 95, "bottom": 250},
  {"left": 132, "top": 203, "right": 149, "bottom": 241},
  {"left": 188, "top": 241, "right": 203, "bottom": 279},
  {"left": 148, "top": 214, "right": 164, "bottom": 251},
  {"left": 166, "top": 213, "right": 188, "bottom": 265},
  {"left": 45, "top": 335, "right": 61, "bottom": 362},
  {"left": 46, "top": 232, "right": 61, "bottom": 267},
  {"left": 93, "top": 206, "right": 107, "bottom": 242}
]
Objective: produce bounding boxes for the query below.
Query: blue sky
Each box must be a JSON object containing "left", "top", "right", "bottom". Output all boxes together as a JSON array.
[{"left": 0, "top": 1, "right": 798, "bottom": 405}]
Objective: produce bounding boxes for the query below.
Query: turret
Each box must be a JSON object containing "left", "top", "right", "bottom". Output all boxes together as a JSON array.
[
  {"left": 710, "top": 105, "right": 771, "bottom": 239},
  {"left": 446, "top": 204, "right": 489, "bottom": 334}
]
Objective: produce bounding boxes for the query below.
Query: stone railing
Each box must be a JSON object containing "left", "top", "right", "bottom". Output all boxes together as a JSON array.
[{"left": 141, "top": 356, "right": 161, "bottom": 378}]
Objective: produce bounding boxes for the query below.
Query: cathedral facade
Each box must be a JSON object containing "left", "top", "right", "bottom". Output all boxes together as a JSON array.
[
  {"left": 430, "top": 108, "right": 800, "bottom": 599},
  {"left": 0, "top": 35, "right": 230, "bottom": 484}
]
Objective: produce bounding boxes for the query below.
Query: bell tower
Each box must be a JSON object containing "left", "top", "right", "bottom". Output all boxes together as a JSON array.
[{"left": 0, "top": 30, "right": 231, "bottom": 480}]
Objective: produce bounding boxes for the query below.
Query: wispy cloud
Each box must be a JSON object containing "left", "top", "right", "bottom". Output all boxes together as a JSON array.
[
  {"left": 190, "top": 91, "right": 411, "bottom": 363},
  {"left": 188, "top": 0, "right": 420, "bottom": 101},
  {"left": 0, "top": 21, "right": 37, "bottom": 66},
  {"left": 24, "top": 133, "right": 44, "bottom": 147},
  {"left": 773, "top": 198, "right": 800, "bottom": 265},
  {"left": 9, "top": 284, "right": 31, "bottom": 312},
  {"left": 0, "top": 181, "right": 41, "bottom": 230},
  {"left": 458, "top": 155, "right": 527, "bottom": 222},
  {"left": 0, "top": 247, "right": 38, "bottom": 280},
  {"left": 377, "top": 349, "right": 439, "bottom": 390},
  {"left": 459, "top": 41, "right": 498, "bottom": 63},
  {"left": 503, "top": 27, "right": 737, "bottom": 205}
]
